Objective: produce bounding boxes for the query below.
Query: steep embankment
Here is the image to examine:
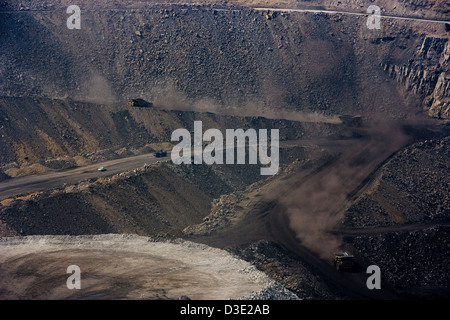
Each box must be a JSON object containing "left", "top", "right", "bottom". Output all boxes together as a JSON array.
[
  {"left": 384, "top": 36, "right": 449, "bottom": 119},
  {"left": 0, "top": 96, "right": 347, "bottom": 169},
  {"left": 0, "top": 164, "right": 211, "bottom": 237},
  {"left": 0, "top": 161, "right": 255, "bottom": 236},
  {"left": 341, "top": 136, "right": 450, "bottom": 297},
  {"left": 344, "top": 136, "right": 449, "bottom": 228},
  {"left": 0, "top": 143, "right": 308, "bottom": 237},
  {"left": 2, "top": 3, "right": 448, "bottom": 119}
]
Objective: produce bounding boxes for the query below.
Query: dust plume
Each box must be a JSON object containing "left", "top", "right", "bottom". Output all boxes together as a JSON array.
[
  {"left": 246, "top": 108, "right": 342, "bottom": 124},
  {"left": 148, "top": 84, "right": 415, "bottom": 259},
  {"left": 148, "top": 84, "right": 341, "bottom": 124},
  {"left": 266, "top": 117, "right": 411, "bottom": 259},
  {"left": 78, "top": 72, "right": 118, "bottom": 104}
]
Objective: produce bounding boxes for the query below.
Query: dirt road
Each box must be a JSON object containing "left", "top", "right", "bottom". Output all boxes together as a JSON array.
[
  {"left": 253, "top": 7, "right": 450, "bottom": 24},
  {"left": 0, "top": 152, "right": 170, "bottom": 200},
  {"left": 189, "top": 123, "right": 448, "bottom": 299},
  {"left": 0, "top": 139, "right": 353, "bottom": 201}
]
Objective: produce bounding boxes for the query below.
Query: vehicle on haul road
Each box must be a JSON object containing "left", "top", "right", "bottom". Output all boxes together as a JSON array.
[
  {"left": 339, "top": 115, "right": 362, "bottom": 127},
  {"left": 153, "top": 150, "right": 167, "bottom": 158},
  {"left": 127, "top": 98, "right": 153, "bottom": 108},
  {"left": 333, "top": 252, "right": 356, "bottom": 271}
]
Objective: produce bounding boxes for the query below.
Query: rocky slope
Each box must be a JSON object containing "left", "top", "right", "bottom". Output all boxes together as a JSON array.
[
  {"left": 0, "top": 164, "right": 211, "bottom": 236},
  {"left": 0, "top": 0, "right": 449, "bottom": 300},
  {"left": 384, "top": 36, "right": 449, "bottom": 119},
  {"left": 352, "top": 225, "right": 450, "bottom": 298},
  {"left": 2, "top": 2, "right": 444, "bottom": 120},
  {"left": 0, "top": 144, "right": 306, "bottom": 237},
  {"left": 0, "top": 96, "right": 347, "bottom": 171},
  {"left": 341, "top": 135, "right": 450, "bottom": 297},
  {"left": 178, "top": 126, "right": 450, "bottom": 299},
  {"left": 344, "top": 136, "right": 449, "bottom": 228},
  {"left": 231, "top": 240, "right": 340, "bottom": 299}
]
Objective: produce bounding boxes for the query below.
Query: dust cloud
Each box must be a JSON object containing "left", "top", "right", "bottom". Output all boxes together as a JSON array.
[
  {"left": 148, "top": 84, "right": 342, "bottom": 124},
  {"left": 267, "top": 117, "right": 412, "bottom": 259},
  {"left": 78, "top": 72, "right": 118, "bottom": 104},
  {"left": 85, "top": 74, "right": 118, "bottom": 104},
  {"left": 148, "top": 84, "right": 414, "bottom": 259},
  {"left": 145, "top": 86, "right": 416, "bottom": 260}
]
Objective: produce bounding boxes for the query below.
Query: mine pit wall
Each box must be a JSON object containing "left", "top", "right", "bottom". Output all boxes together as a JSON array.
[
  {"left": 2, "top": 4, "right": 448, "bottom": 172},
  {"left": 383, "top": 36, "right": 449, "bottom": 119},
  {"left": 1, "top": 4, "right": 441, "bottom": 120}
]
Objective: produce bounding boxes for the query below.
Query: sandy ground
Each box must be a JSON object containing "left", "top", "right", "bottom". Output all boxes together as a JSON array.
[{"left": 0, "top": 234, "right": 280, "bottom": 300}]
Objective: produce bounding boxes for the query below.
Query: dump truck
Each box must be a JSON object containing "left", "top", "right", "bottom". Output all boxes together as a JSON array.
[
  {"left": 339, "top": 115, "right": 362, "bottom": 127},
  {"left": 153, "top": 150, "right": 167, "bottom": 158},
  {"left": 127, "top": 98, "right": 153, "bottom": 108},
  {"left": 333, "top": 252, "right": 356, "bottom": 271}
]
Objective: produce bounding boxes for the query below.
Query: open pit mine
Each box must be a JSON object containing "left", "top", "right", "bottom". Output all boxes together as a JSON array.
[{"left": 0, "top": 0, "right": 449, "bottom": 305}]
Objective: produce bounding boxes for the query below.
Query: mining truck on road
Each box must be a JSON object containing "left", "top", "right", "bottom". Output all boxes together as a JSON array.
[
  {"left": 127, "top": 98, "right": 153, "bottom": 108},
  {"left": 339, "top": 115, "right": 362, "bottom": 127},
  {"left": 333, "top": 252, "right": 356, "bottom": 271}
]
